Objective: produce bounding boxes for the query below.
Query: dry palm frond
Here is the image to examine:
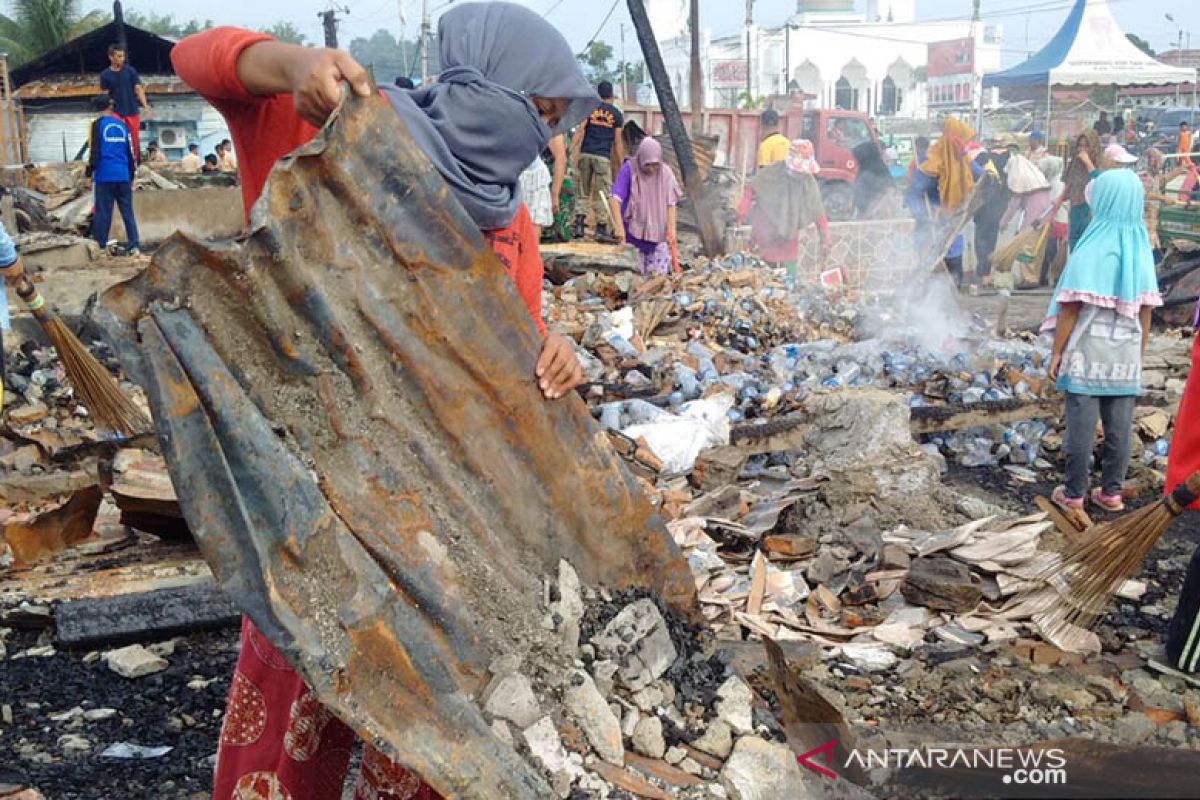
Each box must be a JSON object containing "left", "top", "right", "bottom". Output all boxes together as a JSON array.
[
  {"left": 11, "top": 274, "right": 149, "bottom": 437},
  {"left": 1026, "top": 473, "right": 1200, "bottom": 649}
]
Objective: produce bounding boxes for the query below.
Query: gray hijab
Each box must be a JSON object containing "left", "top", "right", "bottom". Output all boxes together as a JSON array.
[{"left": 380, "top": 2, "right": 598, "bottom": 230}]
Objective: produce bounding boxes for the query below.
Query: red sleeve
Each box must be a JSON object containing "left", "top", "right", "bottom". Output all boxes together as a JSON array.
[
  {"left": 172, "top": 27, "right": 318, "bottom": 217},
  {"left": 483, "top": 205, "right": 547, "bottom": 337},
  {"left": 1166, "top": 335, "right": 1200, "bottom": 509}
]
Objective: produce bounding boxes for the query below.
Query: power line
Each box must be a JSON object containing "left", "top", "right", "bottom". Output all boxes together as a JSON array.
[
  {"left": 582, "top": 0, "right": 621, "bottom": 50},
  {"left": 542, "top": 0, "right": 568, "bottom": 18}
]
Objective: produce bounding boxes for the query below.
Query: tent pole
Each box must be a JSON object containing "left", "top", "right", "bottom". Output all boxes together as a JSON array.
[{"left": 1045, "top": 82, "right": 1052, "bottom": 141}]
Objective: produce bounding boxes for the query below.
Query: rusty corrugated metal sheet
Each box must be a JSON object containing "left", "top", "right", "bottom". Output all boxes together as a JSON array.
[
  {"left": 15, "top": 75, "right": 191, "bottom": 101},
  {"left": 95, "top": 92, "right": 696, "bottom": 799}
]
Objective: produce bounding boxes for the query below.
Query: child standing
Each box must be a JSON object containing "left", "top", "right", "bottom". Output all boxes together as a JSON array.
[{"left": 1045, "top": 168, "right": 1162, "bottom": 513}]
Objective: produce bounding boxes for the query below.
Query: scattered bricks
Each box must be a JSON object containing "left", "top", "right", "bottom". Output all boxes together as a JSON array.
[
  {"left": 845, "top": 676, "right": 873, "bottom": 692},
  {"left": 714, "top": 677, "right": 754, "bottom": 735},
  {"left": 1186, "top": 696, "right": 1200, "bottom": 726},
  {"left": 8, "top": 403, "right": 49, "bottom": 426},
  {"left": 588, "top": 762, "right": 671, "bottom": 800},
  {"left": 682, "top": 745, "right": 724, "bottom": 772},
  {"left": 624, "top": 753, "right": 705, "bottom": 789},
  {"left": 720, "top": 736, "right": 812, "bottom": 800},
  {"left": 664, "top": 746, "right": 687, "bottom": 765},
  {"left": 0, "top": 445, "right": 42, "bottom": 474},
  {"left": 690, "top": 720, "right": 733, "bottom": 759},
  {"left": 104, "top": 644, "right": 168, "bottom": 679},
  {"left": 1031, "top": 643, "right": 1064, "bottom": 667},
  {"left": 880, "top": 544, "right": 911, "bottom": 570},
  {"left": 591, "top": 599, "right": 678, "bottom": 692},
  {"left": 632, "top": 440, "right": 665, "bottom": 474},
  {"left": 522, "top": 716, "right": 580, "bottom": 778},
  {"left": 1144, "top": 707, "right": 1186, "bottom": 725},
  {"left": 761, "top": 534, "right": 817, "bottom": 560},
  {"left": 564, "top": 670, "right": 624, "bottom": 766},
  {"left": 631, "top": 715, "right": 666, "bottom": 760},
  {"left": 901, "top": 557, "right": 982, "bottom": 613},
  {"left": 482, "top": 673, "right": 542, "bottom": 729},
  {"left": 689, "top": 446, "right": 748, "bottom": 492}
]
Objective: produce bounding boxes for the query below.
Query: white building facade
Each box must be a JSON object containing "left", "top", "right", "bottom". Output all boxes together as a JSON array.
[{"left": 651, "top": 0, "right": 1002, "bottom": 118}]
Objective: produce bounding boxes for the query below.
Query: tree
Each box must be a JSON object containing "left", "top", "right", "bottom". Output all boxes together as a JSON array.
[
  {"left": 125, "top": 11, "right": 213, "bottom": 37},
  {"left": 348, "top": 29, "right": 428, "bottom": 84},
  {"left": 261, "top": 21, "right": 306, "bottom": 45},
  {"left": 0, "top": 0, "right": 107, "bottom": 66},
  {"left": 578, "top": 40, "right": 615, "bottom": 83},
  {"left": 1126, "top": 33, "right": 1155, "bottom": 57}
]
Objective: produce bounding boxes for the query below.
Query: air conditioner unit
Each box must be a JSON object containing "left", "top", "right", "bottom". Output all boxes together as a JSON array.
[{"left": 156, "top": 126, "right": 188, "bottom": 148}]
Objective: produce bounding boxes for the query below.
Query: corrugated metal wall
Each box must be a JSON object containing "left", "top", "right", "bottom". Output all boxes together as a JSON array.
[{"left": 26, "top": 112, "right": 94, "bottom": 163}]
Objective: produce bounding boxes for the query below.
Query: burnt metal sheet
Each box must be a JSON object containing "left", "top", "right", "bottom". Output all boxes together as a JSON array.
[{"left": 94, "top": 92, "right": 696, "bottom": 799}]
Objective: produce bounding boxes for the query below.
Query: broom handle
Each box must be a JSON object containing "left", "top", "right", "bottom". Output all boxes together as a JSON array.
[
  {"left": 1166, "top": 472, "right": 1200, "bottom": 516},
  {"left": 9, "top": 274, "right": 54, "bottom": 324}
]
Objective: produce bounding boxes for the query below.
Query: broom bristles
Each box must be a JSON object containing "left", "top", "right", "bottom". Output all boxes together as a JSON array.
[
  {"left": 43, "top": 317, "right": 150, "bottom": 438},
  {"left": 1026, "top": 500, "right": 1175, "bottom": 641},
  {"left": 991, "top": 227, "right": 1040, "bottom": 273}
]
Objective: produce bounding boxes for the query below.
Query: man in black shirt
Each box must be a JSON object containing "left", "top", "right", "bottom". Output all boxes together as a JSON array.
[
  {"left": 1092, "top": 110, "right": 1111, "bottom": 138},
  {"left": 571, "top": 81, "right": 623, "bottom": 239}
]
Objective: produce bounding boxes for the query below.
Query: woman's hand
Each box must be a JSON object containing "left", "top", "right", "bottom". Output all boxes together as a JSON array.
[
  {"left": 238, "top": 42, "right": 372, "bottom": 128},
  {"left": 285, "top": 48, "right": 372, "bottom": 126},
  {"left": 1048, "top": 352, "right": 1062, "bottom": 381},
  {"left": 535, "top": 333, "right": 583, "bottom": 400}
]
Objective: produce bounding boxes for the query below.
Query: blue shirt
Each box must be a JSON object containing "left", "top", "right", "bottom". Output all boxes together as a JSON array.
[
  {"left": 93, "top": 116, "right": 134, "bottom": 183},
  {"left": 0, "top": 220, "right": 13, "bottom": 330},
  {"left": 100, "top": 66, "right": 142, "bottom": 117},
  {"left": 907, "top": 158, "right": 984, "bottom": 259}
]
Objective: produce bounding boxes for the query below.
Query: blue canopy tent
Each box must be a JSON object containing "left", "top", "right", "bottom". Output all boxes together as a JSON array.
[{"left": 982, "top": 0, "right": 1195, "bottom": 133}]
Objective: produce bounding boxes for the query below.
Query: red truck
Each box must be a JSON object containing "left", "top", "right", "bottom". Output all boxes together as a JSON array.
[{"left": 783, "top": 108, "right": 886, "bottom": 220}]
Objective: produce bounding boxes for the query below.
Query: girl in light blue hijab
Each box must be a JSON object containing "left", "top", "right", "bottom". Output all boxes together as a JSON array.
[{"left": 1043, "top": 168, "right": 1162, "bottom": 513}]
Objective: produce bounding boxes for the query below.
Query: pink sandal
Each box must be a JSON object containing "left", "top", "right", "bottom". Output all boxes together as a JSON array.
[
  {"left": 1090, "top": 488, "right": 1125, "bottom": 512},
  {"left": 1052, "top": 485, "right": 1085, "bottom": 512}
]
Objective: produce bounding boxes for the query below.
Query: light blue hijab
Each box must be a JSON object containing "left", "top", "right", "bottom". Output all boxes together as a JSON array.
[{"left": 1043, "top": 168, "right": 1160, "bottom": 329}]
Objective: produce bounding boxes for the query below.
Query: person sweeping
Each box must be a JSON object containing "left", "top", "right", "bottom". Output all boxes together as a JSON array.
[
  {"left": 1044, "top": 168, "right": 1162, "bottom": 516},
  {"left": 172, "top": 4, "right": 595, "bottom": 797},
  {"left": 609, "top": 138, "right": 681, "bottom": 276},
  {"left": 737, "top": 138, "right": 832, "bottom": 276},
  {"left": 907, "top": 117, "right": 981, "bottom": 287}
]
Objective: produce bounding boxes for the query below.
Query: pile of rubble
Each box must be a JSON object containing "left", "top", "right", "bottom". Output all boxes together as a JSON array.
[{"left": 475, "top": 561, "right": 814, "bottom": 800}]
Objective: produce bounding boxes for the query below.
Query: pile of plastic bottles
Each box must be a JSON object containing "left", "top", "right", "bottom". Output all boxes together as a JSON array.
[{"left": 930, "top": 420, "right": 1052, "bottom": 470}]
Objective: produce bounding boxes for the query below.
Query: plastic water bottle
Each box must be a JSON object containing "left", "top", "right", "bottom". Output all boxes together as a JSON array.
[
  {"left": 1154, "top": 438, "right": 1170, "bottom": 457},
  {"left": 605, "top": 332, "right": 639, "bottom": 359}
]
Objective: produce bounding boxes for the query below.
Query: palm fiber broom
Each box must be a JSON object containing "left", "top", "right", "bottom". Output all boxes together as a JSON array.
[
  {"left": 1032, "top": 472, "right": 1200, "bottom": 646},
  {"left": 6, "top": 271, "right": 149, "bottom": 437}
]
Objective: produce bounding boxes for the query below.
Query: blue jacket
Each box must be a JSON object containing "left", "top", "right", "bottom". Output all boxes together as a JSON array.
[{"left": 87, "top": 115, "right": 136, "bottom": 183}]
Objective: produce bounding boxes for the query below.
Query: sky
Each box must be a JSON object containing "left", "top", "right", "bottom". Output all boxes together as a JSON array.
[{"left": 85, "top": 0, "right": 1197, "bottom": 69}]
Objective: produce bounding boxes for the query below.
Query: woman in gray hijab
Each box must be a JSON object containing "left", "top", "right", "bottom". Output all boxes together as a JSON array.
[
  {"left": 174, "top": 6, "right": 598, "bottom": 799},
  {"left": 380, "top": 1, "right": 598, "bottom": 230}
]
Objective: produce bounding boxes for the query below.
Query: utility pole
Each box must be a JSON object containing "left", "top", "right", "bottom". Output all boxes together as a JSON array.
[
  {"left": 689, "top": 0, "right": 702, "bottom": 137},
  {"left": 970, "top": 0, "right": 982, "bottom": 134},
  {"left": 744, "top": 0, "right": 754, "bottom": 101},
  {"left": 319, "top": 3, "right": 349, "bottom": 49},
  {"left": 420, "top": 0, "right": 432, "bottom": 82},
  {"left": 620, "top": 23, "right": 629, "bottom": 104},
  {"left": 627, "top": 0, "right": 723, "bottom": 257}
]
